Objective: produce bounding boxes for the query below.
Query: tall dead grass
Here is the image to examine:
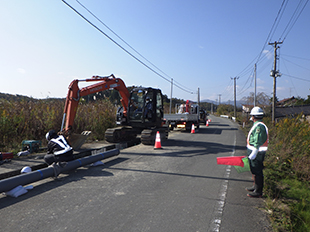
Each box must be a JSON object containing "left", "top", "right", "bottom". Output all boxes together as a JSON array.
[{"left": 0, "top": 98, "right": 116, "bottom": 152}]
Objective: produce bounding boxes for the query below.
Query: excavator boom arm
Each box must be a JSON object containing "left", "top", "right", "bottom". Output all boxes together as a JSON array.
[{"left": 61, "top": 74, "right": 130, "bottom": 132}]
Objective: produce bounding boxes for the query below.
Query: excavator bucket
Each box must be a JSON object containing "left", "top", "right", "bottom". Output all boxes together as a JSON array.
[{"left": 67, "top": 131, "right": 92, "bottom": 150}]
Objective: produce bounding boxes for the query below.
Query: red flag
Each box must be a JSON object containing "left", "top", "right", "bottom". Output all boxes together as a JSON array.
[{"left": 216, "top": 156, "right": 246, "bottom": 167}]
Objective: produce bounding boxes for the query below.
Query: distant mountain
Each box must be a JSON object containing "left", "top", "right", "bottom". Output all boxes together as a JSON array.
[
  {"left": 0, "top": 92, "right": 64, "bottom": 101},
  {"left": 0, "top": 92, "right": 34, "bottom": 101},
  {"left": 201, "top": 99, "right": 247, "bottom": 107}
]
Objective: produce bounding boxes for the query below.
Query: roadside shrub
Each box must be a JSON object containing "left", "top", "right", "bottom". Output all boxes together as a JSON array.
[
  {"left": 264, "top": 115, "right": 310, "bottom": 231},
  {"left": 266, "top": 115, "right": 310, "bottom": 182}
]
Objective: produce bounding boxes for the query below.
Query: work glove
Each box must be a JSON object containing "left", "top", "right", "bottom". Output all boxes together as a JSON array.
[{"left": 248, "top": 148, "right": 258, "bottom": 160}]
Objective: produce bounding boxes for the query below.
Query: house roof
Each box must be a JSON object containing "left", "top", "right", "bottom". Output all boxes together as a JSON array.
[
  {"left": 277, "top": 96, "right": 296, "bottom": 106},
  {"left": 275, "top": 105, "right": 310, "bottom": 118}
]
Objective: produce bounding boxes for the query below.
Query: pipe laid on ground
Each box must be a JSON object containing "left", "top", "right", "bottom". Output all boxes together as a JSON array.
[{"left": 0, "top": 148, "right": 119, "bottom": 193}]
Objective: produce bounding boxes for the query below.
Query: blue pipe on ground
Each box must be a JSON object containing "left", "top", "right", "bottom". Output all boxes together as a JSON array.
[{"left": 0, "top": 148, "right": 119, "bottom": 193}]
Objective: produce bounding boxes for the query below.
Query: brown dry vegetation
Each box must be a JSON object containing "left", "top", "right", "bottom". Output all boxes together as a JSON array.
[{"left": 0, "top": 98, "right": 116, "bottom": 153}]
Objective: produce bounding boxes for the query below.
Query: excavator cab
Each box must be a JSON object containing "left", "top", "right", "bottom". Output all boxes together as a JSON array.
[
  {"left": 108, "top": 87, "right": 166, "bottom": 144},
  {"left": 126, "top": 87, "right": 163, "bottom": 128}
]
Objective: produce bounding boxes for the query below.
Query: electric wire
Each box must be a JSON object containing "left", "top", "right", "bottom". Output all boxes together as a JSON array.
[
  {"left": 237, "top": 0, "right": 286, "bottom": 97},
  {"left": 282, "top": 73, "right": 310, "bottom": 82},
  {"left": 282, "top": 54, "right": 310, "bottom": 61},
  {"left": 238, "top": 51, "right": 271, "bottom": 95},
  {"left": 61, "top": 0, "right": 195, "bottom": 94},
  {"left": 282, "top": 57, "right": 310, "bottom": 71},
  {"left": 75, "top": 0, "right": 181, "bottom": 90},
  {"left": 173, "top": 79, "right": 195, "bottom": 94},
  {"left": 282, "top": 59, "right": 299, "bottom": 96},
  {"left": 270, "top": 0, "right": 289, "bottom": 41},
  {"left": 279, "top": 0, "right": 303, "bottom": 40},
  {"left": 235, "top": 0, "right": 308, "bottom": 100},
  {"left": 257, "top": 0, "right": 287, "bottom": 63},
  {"left": 280, "top": 0, "right": 309, "bottom": 42},
  {"left": 220, "top": 79, "right": 233, "bottom": 101}
]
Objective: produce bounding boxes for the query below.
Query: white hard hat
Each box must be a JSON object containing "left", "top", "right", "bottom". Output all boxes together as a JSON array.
[
  {"left": 21, "top": 166, "right": 32, "bottom": 174},
  {"left": 46, "top": 130, "right": 57, "bottom": 141},
  {"left": 250, "top": 106, "right": 264, "bottom": 116}
]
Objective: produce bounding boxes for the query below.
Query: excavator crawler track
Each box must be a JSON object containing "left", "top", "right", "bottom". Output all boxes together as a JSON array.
[
  {"left": 141, "top": 128, "right": 168, "bottom": 145},
  {"left": 105, "top": 127, "right": 138, "bottom": 143}
]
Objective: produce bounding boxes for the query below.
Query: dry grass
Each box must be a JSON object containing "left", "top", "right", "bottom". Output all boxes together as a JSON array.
[{"left": 0, "top": 98, "right": 116, "bottom": 153}]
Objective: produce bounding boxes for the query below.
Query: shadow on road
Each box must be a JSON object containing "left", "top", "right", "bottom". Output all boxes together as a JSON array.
[{"left": 0, "top": 157, "right": 129, "bottom": 209}]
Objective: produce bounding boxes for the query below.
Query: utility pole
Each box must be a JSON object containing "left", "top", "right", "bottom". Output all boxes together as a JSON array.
[
  {"left": 218, "top": 94, "right": 221, "bottom": 105},
  {"left": 254, "top": 63, "right": 257, "bottom": 107},
  {"left": 268, "top": 41, "right": 282, "bottom": 125},
  {"left": 197, "top": 87, "right": 200, "bottom": 107},
  {"left": 170, "top": 78, "right": 173, "bottom": 114},
  {"left": 231, "top": 77, "right": 239, "bottom": 118}
]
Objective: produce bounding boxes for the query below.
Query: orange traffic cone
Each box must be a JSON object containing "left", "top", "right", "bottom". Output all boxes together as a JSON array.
[
  {"left": 208, "top": 119, "right": 211, "bottom": 122},
  {"left": 191, "top": 124, "right": 195, "bottom": 134},
  {"left": 206, "top": 121, "right": 209, "bottom": 127},
  {"left": 154, "top": 131, "right": 162, "bottom": 149}
]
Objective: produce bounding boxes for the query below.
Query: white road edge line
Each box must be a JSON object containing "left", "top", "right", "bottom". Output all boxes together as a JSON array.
[{"left": 209, "top": 133, "right": 236, "bottom": 232}]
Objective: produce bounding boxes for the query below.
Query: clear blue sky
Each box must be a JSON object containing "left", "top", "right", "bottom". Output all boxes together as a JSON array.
[{"left": 1, "top": 0, "right": 309, "bottom": 103}]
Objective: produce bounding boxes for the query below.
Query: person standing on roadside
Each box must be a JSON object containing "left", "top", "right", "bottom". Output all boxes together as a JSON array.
[{"left": 246, "top": 107, "right": 269, "bottom": 198}]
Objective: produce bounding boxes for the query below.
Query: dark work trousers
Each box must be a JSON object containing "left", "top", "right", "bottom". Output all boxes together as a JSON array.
[
  {"left": 247, "top": 149, "right": 266, "bottom": 176},
  {"left": 44, "top": 150, "right": 74, "bottom": 166}
]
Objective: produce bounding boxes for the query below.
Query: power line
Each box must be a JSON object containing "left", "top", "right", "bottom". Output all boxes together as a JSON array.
[
  {"left": 282, "top": 73, "right": 310, "bottom": 82},
  {"left": 237, "top": 0, "right": 286, "bottom": 83},
  {"left": 61, "top": 0, "right": 195, "bottom": 94},
  {"left": 282, "top": 59, "right": 299, "bottom": 96},
  {"left": 282, "top": 57, "right": 310, "bottom": 71},
  {"left": 256, "top": 0, "right": 287, "bottom": 63},
  {"left": 220, "top": 79, "right": 234, "bottom": 101},
  {"left": 75, "top": 0, "right": 176, "bottom": 86},
  {"left": 282, "top": 54, "right": 310, "bottom": 61},
  {"left": 280, "top": 0, "right": 309, "bottom": 41},
  {"left": 270, "top": 0, "right": 289, "bottom": 42},
  {"left": 236, "top": 1, "right": 288, "bottom": 99}
]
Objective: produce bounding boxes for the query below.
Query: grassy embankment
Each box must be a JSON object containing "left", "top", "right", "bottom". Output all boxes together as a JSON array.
[{"left": 240, "top": 115, "right": 310, "bottom": 232}]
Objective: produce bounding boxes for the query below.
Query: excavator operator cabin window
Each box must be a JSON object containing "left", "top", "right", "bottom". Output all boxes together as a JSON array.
[
  {"left": 156, "top": 92, "right": 162, "bottom": 118},
  {"left": 144, "top": 91, "right": 153, "bottom": 121},
  {"left": 129, "top": 90, "right": 144, "bottom": 120}
]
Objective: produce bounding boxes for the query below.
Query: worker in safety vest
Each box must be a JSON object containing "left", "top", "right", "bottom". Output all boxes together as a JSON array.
[
  {"left": 44, "top": 130, "right": 74, "bottom": 167},
  {"left": 246, "top": 106, "right": 268, "bottom": 198}
]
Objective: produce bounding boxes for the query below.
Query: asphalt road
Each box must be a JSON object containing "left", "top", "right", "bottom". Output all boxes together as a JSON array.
[{"left": 0, "top": 115, "right": 271, "bottom": 232}]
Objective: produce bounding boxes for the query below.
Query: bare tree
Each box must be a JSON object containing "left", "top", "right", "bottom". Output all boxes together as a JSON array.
[{"left": 241, "top": 92, "right": 270, "bottom": 106}]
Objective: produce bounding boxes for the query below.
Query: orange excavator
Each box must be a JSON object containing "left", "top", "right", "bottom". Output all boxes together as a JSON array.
[{"left": 60, "top": 74, "right": 168, "bottom": 149}]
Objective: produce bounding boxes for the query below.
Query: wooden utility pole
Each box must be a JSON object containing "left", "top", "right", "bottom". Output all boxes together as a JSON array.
[
  {"left": 170, "top": 78, "right": 173, "bottom": 114},
  {"left": 254, "top": 63, "right": 257, "bottom": 107},
  {"left": 231, "top": 77, "right": 239, "bottom": 118},
  {"left": 268, "top": 41, "right": 282, "bottom": 125},
  {"left": 198, "top": 87, "right": 200, "bottom": 107}
]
